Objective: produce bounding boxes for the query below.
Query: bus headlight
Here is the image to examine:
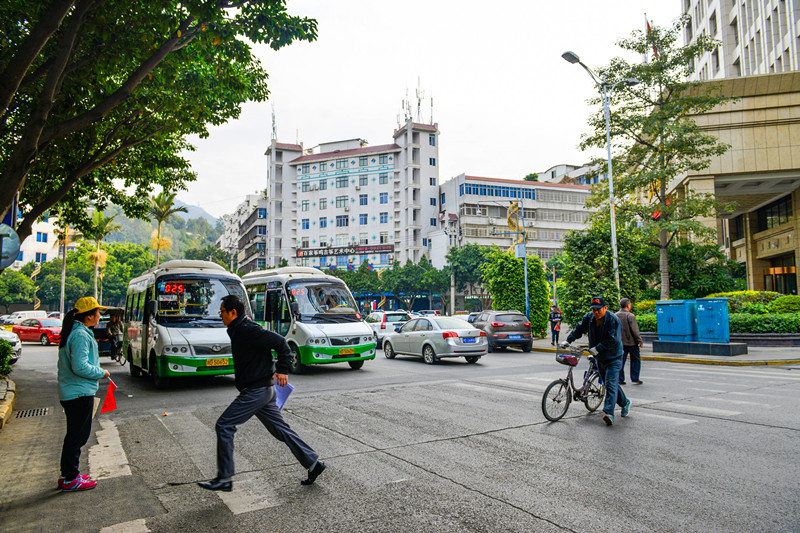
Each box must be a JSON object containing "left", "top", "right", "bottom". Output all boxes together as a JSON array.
[{"left": 164, "top": 345, "right": 190, "bottom": 354}]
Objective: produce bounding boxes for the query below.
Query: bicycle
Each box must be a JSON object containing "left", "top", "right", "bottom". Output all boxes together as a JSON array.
[{"left": 541, "top": 344, "right": 606, "bottom": 422}]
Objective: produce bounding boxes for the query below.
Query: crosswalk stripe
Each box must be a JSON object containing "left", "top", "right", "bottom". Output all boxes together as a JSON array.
[
  {"left": 157, "top": 410, "right": 284, "bottom": 515},
  {"left": 99, "top": 519, "right": 150, "bottom": 533},
  {"left": 89, "top": 418, "right": 132, "bottom": 480},
  {"left": 453, "top": 382, "right": 538, "bottom": 398},
  {"left": 631, "top": 411, "right": 697, "bottom": 426},
  {"left": 656, "top": 402, "right": 741, "bottom": 417},
  {"left": 656, "top": 367, "right": 800, "bottom": 381},
  {"left": 688, "top": 387, "right": 728, "bottom": 393},
  {"left": 704, "top": 397, "right": 771, "bottom": 408}
]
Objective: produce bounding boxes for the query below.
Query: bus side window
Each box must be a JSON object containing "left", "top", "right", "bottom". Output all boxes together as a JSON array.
[{"left": 278, "top": 293, "right": 291, "bottom": 336}]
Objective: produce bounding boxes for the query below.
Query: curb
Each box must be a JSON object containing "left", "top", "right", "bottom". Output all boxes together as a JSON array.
[
  {"left": 530, "top": 347, "right": 800, "bottom": 367},
  {"left": 0, "top": 378, "right": 16, "bottom": 430}
]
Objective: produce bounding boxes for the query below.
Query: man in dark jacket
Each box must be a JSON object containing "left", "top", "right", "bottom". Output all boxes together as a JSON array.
[
  {"left": 617, "top": 298, "right": 644, "bottom": 385},
  {"left": 561, "top": 296, "right": 630, "bottom": 425},
  {"left": 198, "top": 295, "right": 325, "bottom": 492}
]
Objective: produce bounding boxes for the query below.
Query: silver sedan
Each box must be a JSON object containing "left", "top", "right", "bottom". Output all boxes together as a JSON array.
[{"left": 383, "top": 317, "right": 487, "bottom": 364}]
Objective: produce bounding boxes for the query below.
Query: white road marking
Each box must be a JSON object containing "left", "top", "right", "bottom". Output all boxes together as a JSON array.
[
  {"left": 728, "top": 391, "right": 774, "bottom": 398},
  {"left": 99, "top": 519, "right": 150, "bottom": 533},
  {"left": 523, "top": 376, "right": 565, "bottom": 382},
  {"left": 704, "top": 397, "right": 772, "bottom": 408},
  {"left": 485, "top": 378, "right": 543, "bottom": 391},
  {"left": 656, "top": 402, "right": 741, "bottom": 417},
  {"left": 631, "top": 411, "right": 697, "bottom": 426},
  {"left": 158, "top": 411, "right": 285, "bottom": 515},
  {"left": 452, "top": 382, "right": 537, "bottom": 398},
  {"left": 89, "top": 418, "right": 132, "bottom": 480},
  {"left": 688, "top": 388, "right": 728, "bottom": 393},
  {"left": 656, "top": 367, "right": 800, "bottom": 381}
]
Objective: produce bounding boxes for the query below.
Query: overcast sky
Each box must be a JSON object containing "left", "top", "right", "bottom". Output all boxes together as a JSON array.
[{"left": 181, "top": 1, "right": 682, "bottom": 218}]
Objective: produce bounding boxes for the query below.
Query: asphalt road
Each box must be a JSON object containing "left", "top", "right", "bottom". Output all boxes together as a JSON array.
[{"left": 3, "top": 343, "right": 800, "bottom": 533}]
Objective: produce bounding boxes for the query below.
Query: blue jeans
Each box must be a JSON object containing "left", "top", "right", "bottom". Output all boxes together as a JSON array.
[
  {"left": 597, "top": 357, "right": 628, "bottom": 416},
  {"left": 215, "top": 386, "right": 318, "bottom": 479},
  {"left": 619, "top": 345, "right": 641, "bottom": 382},
  {"left": 550, "top": 324, "right": 560, "bottom": 343}
]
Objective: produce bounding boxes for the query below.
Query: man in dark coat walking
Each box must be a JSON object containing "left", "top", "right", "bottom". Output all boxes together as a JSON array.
[
  {"left": 617, "top": 298, "right": 644, "bottom": 385},
  {"left": 198, "top": 294, "right": 325, "bottom": 492}
]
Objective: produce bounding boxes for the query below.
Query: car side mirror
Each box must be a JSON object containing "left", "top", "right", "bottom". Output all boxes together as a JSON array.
[
  {"left": 290, "top": 302, "right": 299, "bottom": 315},
  {"left": 394, "top": 324, "right": 402, "bottom": 332}
]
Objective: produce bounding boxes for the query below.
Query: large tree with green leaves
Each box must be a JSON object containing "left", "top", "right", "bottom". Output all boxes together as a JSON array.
[
  {"left": 149, "top": 191, "right": 187, "bottom": 266},
  {"left": 580, "top": 16, "right": 733, "bottom": 300},
  {"left": 0, "top": 1, "right": 317, "bottom": 242},
  {"left": 0, "top": 270, "right": 35, "bottom": 313},
  {"left": 446, "top": 244, "right": 492, "bottom": 310},
  {"left": 479, "top": 248, "right": 549, "bottom": 337},
  {"left": 84, "top": 210, "right": 120, "bottom": 300},
  {"left": 381, "top": 259, "right": 424, "bottom": 311}
]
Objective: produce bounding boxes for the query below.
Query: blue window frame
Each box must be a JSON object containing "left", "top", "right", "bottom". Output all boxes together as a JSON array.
[
  {"left": 257, "top": 208, "right": 266, "bottom": 218},
  {"left": 336, "top": 215, "right": 348, "bottom": 227},
  {"left": 430, "top": 198, "right": 436, "bottom": 206},
  {"left": 440, "top": 193, "right": 446, "bottom": 204},
  {"left": 301, "top": 218, "right": 309, "bottom": 230},
  {"left": 319, "top": 217, "right": 327, "bottom": 228},
  {"left": 379, "top": 192, "right": 388, "bottom": 204},
  {"left": 35, "top": 252, "right": 47, "bottom": 262},
  {"left": 380, "top": 253, "right": 389, "bottom": 264},
  {"left": 257, "top": 226, "right": 267, "bottom": 235},
  {"left": 429, "top": 158, "right": 436, "bottom": 166},
  {"left": 359, "top": 194, "right": 368, "bottom": 206},
  {"left": 430, "top": 218, "right": 437, "bottom": 226},
  {"left": 336, "top": 255, "right": 348, "bottom": 267},
  {"left": 380, "top": 212, "right": 388, "bottom": 223},
  {"left": 360, "top": 214, "right": 368, "bottom": 225}
]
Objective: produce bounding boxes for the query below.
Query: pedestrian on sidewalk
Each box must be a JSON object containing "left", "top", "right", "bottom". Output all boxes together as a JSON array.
[
  {"left": 616, "top": 298, "right": 644, "bottom": 385},
  {"left": 561, "top": 296, "right": 630, "bottom": 426},
  {"left": 198, "top": 295, "right": 325, "bottom": 493},
  {"left": 105, "top": 312, "right": 124, "bottom": 357},
  {"left": 57, "top": 297, "right": 111, "bottom": 492},
  {"left": 548, "top": 305, "right": 562, "bottom": 346}
]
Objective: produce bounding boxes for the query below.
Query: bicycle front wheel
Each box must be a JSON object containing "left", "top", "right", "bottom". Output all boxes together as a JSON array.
[
  {"left": 583, "top": 372, "right": 605, "bottom": 412},
  {"left": 542, "top": 379, "right": 572, "bottom": 422}
]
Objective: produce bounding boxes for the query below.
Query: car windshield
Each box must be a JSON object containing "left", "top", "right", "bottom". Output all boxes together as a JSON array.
[
  {"left": 384, "top": 313, "right": 409, "bottom": 323},
  {"left": 39, "top": 319, "right": 62, "bottom": 327},
  {"left": 496, "top": 313, "right": 527, "bottom": 322},
  {"left": 155, "top": 276, "right": 248, "bottom": 328},
  {"left": 434, "top": 317, "right": 471, "bottom": 329},
  {"left": 286, "top": 280, "right": 360, "bottom": 324}
]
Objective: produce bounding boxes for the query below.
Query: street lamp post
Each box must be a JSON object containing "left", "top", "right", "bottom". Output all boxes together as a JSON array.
[{"left": 561, "top": 51, "right": 638, "bottom": 299}]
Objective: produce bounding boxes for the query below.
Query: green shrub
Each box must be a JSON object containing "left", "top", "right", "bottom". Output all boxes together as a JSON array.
[
  {"left": 0, "top": 340, "right": 13, "bottom": 377},
  {"left": 769, "top": 295, "right": 800, "bottom": 314},
  {"left": 704, "top": 290, "right": 782, "bottom": 313},
  {"left": 635, "top": 300, "right": 657, "bottom": 314},
  {"left": 638, "top": 314, "right": 657, "bottom": 332},
  {"left": 728, "top": 313, "right": 800, "bottom": 333},
  {"left": 738, "top": 302, "right": 771, "bottom": 315}
]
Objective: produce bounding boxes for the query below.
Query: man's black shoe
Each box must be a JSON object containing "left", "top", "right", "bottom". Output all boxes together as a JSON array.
[
  {"left": 301, "top": 461, "right": 326, "bottom": 485},
  {"left": 198, "top": 478, "right": 232, "bottom": 492}
]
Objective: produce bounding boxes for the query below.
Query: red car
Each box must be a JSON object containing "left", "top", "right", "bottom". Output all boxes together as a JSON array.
[{"left": 13, "top": 318, "right": 62, "bottom": 345}]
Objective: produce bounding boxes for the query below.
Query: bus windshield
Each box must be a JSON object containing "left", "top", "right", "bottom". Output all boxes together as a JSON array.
[
  {"left": 155, "top": 276, "right": 247, "bottom": 327},
  {"left": 286, "top": 279, "right": 360, "bottom": 323}
]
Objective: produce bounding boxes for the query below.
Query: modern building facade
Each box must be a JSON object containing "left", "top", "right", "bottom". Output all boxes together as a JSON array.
[
  {"left": 265, "top": 119, "right": 440, "bottom": 270},
  {"left": 231, "top": 194, "right": 269, "bottom": 274},
  {"left": 683, "top": 0, "right": 800, "bottom": 81},
  {"left": 431, "top": 174, "right": 594, "bottom": 268},
  {"left": 9, "top": 218, "right": 76, "bottom": 270}
]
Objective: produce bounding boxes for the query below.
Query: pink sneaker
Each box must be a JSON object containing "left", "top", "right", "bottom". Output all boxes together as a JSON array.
[
  {"left": 58, "top": 474, "right": 89, "bottom": 489},
  {"left": 62, "top": 476, "right": 96, "bottom": 491}
]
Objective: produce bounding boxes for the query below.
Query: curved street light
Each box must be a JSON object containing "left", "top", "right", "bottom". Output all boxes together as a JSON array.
[{"left": 562, "top": 51, "right": 639, "bottom": 299}]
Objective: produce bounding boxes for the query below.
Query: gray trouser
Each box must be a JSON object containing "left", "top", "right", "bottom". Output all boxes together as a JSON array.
[{"left": 215, "top": 385, "right": 318, "bottom": 479}]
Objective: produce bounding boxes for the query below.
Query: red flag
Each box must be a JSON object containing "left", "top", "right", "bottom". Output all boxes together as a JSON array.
[{"left": 100, "top": 379, "right": 117, "bottom": 414}]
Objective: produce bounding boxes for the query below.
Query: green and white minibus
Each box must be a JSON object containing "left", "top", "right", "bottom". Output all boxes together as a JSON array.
[
  {"left": 242, "top": 267, "right": 376, "bottom": 373},
  {"left": 123, "top": 259, "right": 251, "bottom": 388}
]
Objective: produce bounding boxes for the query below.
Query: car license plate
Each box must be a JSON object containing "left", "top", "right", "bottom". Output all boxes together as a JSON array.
[
  {"left": 206, "top": 358, "right": 229, "bottom": 367},
  {"left": 462, "top": 337, "right": 476, "bottom": 343},
  {"left": 509, "top": 335, "right": 521, "bottom": 340},
  {"left": 338, "top": 348, "right": 355, "bottom": 355}
]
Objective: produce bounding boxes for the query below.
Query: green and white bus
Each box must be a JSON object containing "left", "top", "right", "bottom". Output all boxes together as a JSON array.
[
  {"left": 123, "top": 259, "right": 251, "bottom": 388},
  {"left": 242, "top": 267, "right": 376, "bottom": 373}
]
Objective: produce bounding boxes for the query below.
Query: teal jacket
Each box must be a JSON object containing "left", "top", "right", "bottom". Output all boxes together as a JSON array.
[{"left": 57, "top": 322, "right": 105, "bottom": 401}]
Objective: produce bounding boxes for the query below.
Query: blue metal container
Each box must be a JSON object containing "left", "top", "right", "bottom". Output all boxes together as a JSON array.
[
  {"left": 656, "top": 300, "right": 698, "bottom": 342},
  {"left": 696, "top": 298, "right": 730, "bottom": 343}
]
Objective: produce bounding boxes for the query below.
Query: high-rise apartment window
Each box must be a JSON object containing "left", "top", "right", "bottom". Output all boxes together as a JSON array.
[
  {"left": 429, "top": 177, "right": 436, "bottom": 186},
  {"left": 336, "top": 176, "right": 348, "bottom": 188},
  {"left": 380, "top": 212, "right": 388, "bottom": 223},
  {"left": 301, "top": 182, "right": 309, "bottom": 192},
  {"left": 257, "top": 226, "right": 267, "bottom": 235},
  {"left": 379, "top": 154, "right": 388, "bottom": 164},
  {"left": 430, "top": 218, "right": 437, "bottom": 226},
  {"left": 319, "top": 180, "right": 327, "bottom": 190},
  {"left": 440, "top": 193, "right": 446, "bottom": 205},
  {"left": 36, "top": 252, "right": 47, "bottom": 262},
  {"left": 336, "top": 196, "right": 348, "bottom": 208},
  {"left": 336, "top": 215, "right": 349, "bottom": 227},
  {"left": 359, "top": 233, "right": 368, "bottom": 245},
  {"left": 301, "top": 237, "right": 309, "bottom": 248},
  {"left": 336, "top": 255, "right": 348, "bottom": 267},
  {"left": 319, "top": 235, "right": 328, "bottom": 247},
  {"left": 359, "top": 214, "right": 368, "bottom": 225},
  {"left": 359, "top": 194, "right": 368, "bottom": 206},
  {"left": 320, "top": 198, "right": 328, "bottom": 210},
  {"left": 430, "top": 198, "right": 436, "bottom": 206},
  {"left": 301, "top": 219, "right": 309, "bottom": 230},
  {"left": 302, "top": 163, "right": 309, "bottom": 174},
  {"left": 379, "top": 232, "right": 389, "bottom": 244},
  {"left": 429, "top": 133, "right": 436, "bottom": 146},
  {"left": 429, "top": 158, "right": 436, "bottom": 166},
  {"left": 336, "top": 159, "right": 348, "bottom": 169},
  {"left": 380, "top": 193, "right": 388, "bottom": 204},
  {"left": 301, "top": 200, "right": 309, "bottom": 211},
  {"left": 359, "top": 175, "right": 368, "bottom": 186},
  {"left": 257, "top": 208, "right": 266, "bottom": 218},
  {"left": 36, "top": 232, "right": 47, "bottom": 243},
  {"left": 359, "top": 156, "right": 368, "bottom": 167},
  {"left": 380, "top": 253, "right": 389, "bottom": 264},
  {"left": 336, "top": 234, "right": 348, "bottom": 246},
  {"left": 379, "top": 173, "right": 389, "bottom": 184},
  {"left": 319, "top": 217, "right": 327, "bottom": 228}
]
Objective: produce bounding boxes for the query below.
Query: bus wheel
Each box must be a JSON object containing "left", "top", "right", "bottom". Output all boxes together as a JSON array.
[
  {"left": 150, "top": 354, "right": 169, "bottom": 389},
  {"left": 129, "top": 349, "right": 141, "bottom": 377},
  {"left": 348, "top": 360, "right": 364, "bottom": 370},
  {"left": 289, "top": 345, "right": 307, "bottom": 374}
]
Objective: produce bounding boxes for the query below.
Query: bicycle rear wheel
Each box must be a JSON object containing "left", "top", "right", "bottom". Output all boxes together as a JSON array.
[
  {"left": 583, "top": 372, "right": 605, "bottom": 412},
  {"left": 542, "top": 379, "right": 572, "bottom": 422}
]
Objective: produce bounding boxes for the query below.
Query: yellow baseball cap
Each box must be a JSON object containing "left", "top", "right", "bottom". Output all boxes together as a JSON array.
[{"left": 73, "top": 296, "right": 108, "bottom": 314}]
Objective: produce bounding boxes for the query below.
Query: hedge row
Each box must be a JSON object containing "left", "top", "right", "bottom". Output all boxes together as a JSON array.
[{"left": 637, "top": 313, "right": 800, "bottom": 334}]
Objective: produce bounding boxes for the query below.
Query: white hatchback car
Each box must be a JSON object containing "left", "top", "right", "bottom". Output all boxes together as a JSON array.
[{"left": 365, "top": 310, "right": 412, "bottom": 344}]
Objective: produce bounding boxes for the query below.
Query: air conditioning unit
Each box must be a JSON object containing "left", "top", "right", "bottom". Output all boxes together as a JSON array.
[
  {"left": 311, "top": 185, "right": 318, "bottom": 191},
  {"left": 355, "top": 185, "right": 361, "bottom": 190},
  {"left": 344, "top": 206, "right": 350, "bottom": 212}
]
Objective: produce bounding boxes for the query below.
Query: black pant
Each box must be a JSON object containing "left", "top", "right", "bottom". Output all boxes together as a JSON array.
[{"left": 60, "top": 396, "right": 94, "bottom": 481}]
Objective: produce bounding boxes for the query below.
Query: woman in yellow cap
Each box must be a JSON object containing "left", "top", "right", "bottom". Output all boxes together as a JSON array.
[{"left": 56, "top": 296, "right": 111, "bottom": 491}]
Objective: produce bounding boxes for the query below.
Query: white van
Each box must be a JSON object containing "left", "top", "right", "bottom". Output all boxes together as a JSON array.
[{"left": 8, "top": 310, "right": 48, "bottom": 324}]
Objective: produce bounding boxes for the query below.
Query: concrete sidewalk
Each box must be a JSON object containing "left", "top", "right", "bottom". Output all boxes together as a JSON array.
[{"left": 530, "top": 336, "right": 800, "bottom": 366}]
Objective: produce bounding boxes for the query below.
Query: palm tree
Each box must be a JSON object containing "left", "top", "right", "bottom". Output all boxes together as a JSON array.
[
  {"left": 148, "top": 191, "right": 187, "bottom": 266},
  {"left": 85, "top": 210, "right": 120, "bottom": 301},
  {"left": 54, "top": 220, "right": 81, "bottom": 316}
]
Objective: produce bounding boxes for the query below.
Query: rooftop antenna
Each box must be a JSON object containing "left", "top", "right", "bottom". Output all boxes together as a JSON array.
[
  {"left": 430, "top": 96, "right": 434, "bottom": 125},
  {"left": 415, "top": 76, "right": 424, "bottom": 122},
  {"left": 295, "top": 128, "right": 299, "bottom": 144},
  {"left": 271, "top": 103, "right": 277, "bottom": 141}
]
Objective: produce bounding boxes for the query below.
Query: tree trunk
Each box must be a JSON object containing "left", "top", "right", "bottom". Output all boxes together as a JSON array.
[
  {"left": 93, "top": 242, "right": 100, "bottom": 298},
  {"left": 60, "top": 239, "right": 67, "bottom": 315},
  {"left": 659, "top": 228, "right": 670, "bottom": 300},
  {"left": 155, "top": 221, "right": 162, "bottom": 266}
]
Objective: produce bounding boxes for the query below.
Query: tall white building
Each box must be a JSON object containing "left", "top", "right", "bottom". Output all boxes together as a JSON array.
[
  {"left": 431, "top": 174, "right": 593, "bottom": 268},
  {"left": 683, "top": 0, "right": 800, "bottom": 80},
  {"left": 265, "top": 119, "right": 440, "bottom": 269},
  {"left": 9, "top": 218, "right": 77, "bottom": 270}
]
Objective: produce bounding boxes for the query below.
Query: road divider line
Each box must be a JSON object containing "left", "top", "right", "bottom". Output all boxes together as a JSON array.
[
  {"left": 99, "top": 519, "right": 150, "bottom": 533},
  {"left": 89, "top": 418, "right": 131, "bottom": 480}
]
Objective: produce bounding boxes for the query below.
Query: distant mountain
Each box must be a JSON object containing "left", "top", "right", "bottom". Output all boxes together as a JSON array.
[{"left": 174, "top": 200, "right": 218, "bottom": 225}]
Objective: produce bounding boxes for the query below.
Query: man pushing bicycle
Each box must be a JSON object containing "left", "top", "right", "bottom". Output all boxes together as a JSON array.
[{"left": 560, "top": 296, "right": 631, "bottom": 426}]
